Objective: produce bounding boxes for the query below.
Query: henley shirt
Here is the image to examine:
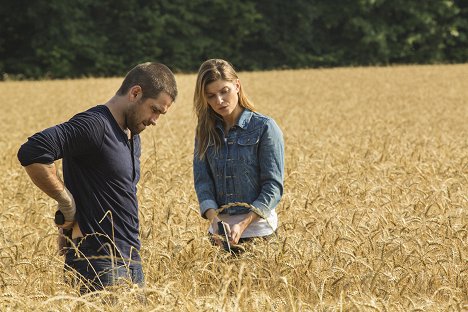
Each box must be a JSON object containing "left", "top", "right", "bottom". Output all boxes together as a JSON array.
[{"left": 18, "top": 105, "right": 142, "bottom": 263}]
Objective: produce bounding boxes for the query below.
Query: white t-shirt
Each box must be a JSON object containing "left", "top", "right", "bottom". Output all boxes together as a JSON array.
[{"left": 209, "top": 210, "right": 278, "bottom": 238}]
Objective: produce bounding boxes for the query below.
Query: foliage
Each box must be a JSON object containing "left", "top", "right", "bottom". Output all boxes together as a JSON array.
[{"left": 0, "top": 0, "right": 466, "bottom": 79}]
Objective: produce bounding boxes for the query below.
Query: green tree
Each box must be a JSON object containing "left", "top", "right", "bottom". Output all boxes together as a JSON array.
[
  {"left": 156, "top": 0, "right": 260, "bottom": 72},
  {"left": 0, "top": 0, "right": 466, "bottom": 79}
]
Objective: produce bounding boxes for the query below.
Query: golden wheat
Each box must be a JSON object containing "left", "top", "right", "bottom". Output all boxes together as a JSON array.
[{"left": 0, "top": 64, "right": 467, "bottom": 311}]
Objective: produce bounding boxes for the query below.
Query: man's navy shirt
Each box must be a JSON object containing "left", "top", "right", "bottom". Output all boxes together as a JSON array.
[{"left": 18, "top": 105, "right": 142, "bottom": 262}]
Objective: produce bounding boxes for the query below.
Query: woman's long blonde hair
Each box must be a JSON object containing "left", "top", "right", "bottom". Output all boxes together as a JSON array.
[{"left": 194, "top": 59, "right": 255, "bottom": 160}]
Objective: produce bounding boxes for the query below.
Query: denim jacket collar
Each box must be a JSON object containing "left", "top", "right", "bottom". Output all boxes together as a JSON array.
[{"left": 215, "top": 108, "right": 253, "bottom": 131}]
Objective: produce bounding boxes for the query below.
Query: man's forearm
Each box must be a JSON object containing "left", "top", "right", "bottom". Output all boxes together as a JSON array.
[
  {"left": 24, "top": 163, "right": 65, "bottom": 199},
  {"left": 24, "top": 163, "right": 75, "bottom": 222}
]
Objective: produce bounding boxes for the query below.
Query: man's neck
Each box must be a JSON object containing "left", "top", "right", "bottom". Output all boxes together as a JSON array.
[{"left": 105, "top": 95, "right": 127, "bottom": 131}]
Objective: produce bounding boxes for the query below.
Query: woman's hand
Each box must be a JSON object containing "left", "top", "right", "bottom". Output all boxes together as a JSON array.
[
  {"left": 229, "top": 223, "right": 243, "bottom": 244},
  {"left": 229, "top": 212, "right": 260, "bottom": 244},
  {"left": 205, "top": 209, "right": 224, "bottom": 246}
]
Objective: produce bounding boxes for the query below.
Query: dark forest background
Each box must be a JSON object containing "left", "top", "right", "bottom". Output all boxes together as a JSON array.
[{"left": 1, "top": 0, "right": 467, "bottom": 79}]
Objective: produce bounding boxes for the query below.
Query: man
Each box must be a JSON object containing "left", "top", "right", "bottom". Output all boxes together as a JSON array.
[{"left": 17, "top": 62, "right": 178, "bottom": 294}]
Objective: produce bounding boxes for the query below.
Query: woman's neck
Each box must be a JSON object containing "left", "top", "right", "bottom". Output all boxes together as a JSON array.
[{"left": 223, "top": 105, "right": 244, "bottom": 133}]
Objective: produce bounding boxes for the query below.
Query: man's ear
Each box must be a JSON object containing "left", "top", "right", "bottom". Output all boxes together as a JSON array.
[{"left": 129, "top": 85, "right": 142, "bottom": 101}]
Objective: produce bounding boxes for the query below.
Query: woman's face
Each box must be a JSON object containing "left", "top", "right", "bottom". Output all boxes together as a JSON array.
[{"left": 205, "top": 79, "right": 240, "bottom": 118}]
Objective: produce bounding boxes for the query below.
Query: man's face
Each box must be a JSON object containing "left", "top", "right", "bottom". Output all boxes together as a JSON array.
[{"left": 126, "top": 92, "right": 173, "bottom": 135}]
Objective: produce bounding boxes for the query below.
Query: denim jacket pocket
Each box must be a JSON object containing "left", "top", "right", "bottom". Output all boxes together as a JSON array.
[{"left": 237, "top": 131, "right": 260, "bottom": 164}]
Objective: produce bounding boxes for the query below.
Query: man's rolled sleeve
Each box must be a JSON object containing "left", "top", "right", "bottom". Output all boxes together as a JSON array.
[
  {"left": 18, "top": 112, "right": 105, "bottom": 167},
  {"left": 18, "top": 127, "right": 65, "bottom": 166}
]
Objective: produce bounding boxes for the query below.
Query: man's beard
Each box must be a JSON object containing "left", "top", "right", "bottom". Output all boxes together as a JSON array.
[{"left": 126, "top": 101, "right": 144, "bottom": 135}]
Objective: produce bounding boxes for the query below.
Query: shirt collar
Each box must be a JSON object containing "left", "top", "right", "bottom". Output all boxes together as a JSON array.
[{"left": 236, "top": 108, "right": 253, "bottom": 129}]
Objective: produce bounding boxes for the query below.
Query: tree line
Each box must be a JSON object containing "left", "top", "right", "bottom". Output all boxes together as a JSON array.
[{"left": 1, "top": 0, "right": 467, "bottom": 79}]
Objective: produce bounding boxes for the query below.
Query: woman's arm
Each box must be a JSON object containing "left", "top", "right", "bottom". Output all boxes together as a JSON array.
[
  {"left": 229, "top": 118, "right": 284, "bottom": 243},
  {"left": 227, "top": 211, "right": 259, "bottom": 244},
  {"left": 251, "top": 118, "right": 285, "bottom": 218},
  {"left": 193, "top": 143, "right": 219, "bottom": 219}
]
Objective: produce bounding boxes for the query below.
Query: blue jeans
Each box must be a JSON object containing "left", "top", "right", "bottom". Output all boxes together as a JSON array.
[{"left": 64, "top": 238, "right": 145, "bottom": 294}]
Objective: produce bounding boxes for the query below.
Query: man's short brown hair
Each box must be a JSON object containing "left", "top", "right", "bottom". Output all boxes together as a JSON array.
[{"left": 117, "top": 62, "right": 178, "bottom": 101}]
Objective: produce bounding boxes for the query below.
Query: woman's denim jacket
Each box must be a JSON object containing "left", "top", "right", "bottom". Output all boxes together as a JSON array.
[{"left": 193, "top": 109, "right": 284, "bottom": 219}]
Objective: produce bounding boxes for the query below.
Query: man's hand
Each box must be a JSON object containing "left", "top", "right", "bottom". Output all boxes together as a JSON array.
[
  {"left": 55, "top": 187, "right": 76, "bottom": 223},
  {"left": 57, "top": 228, "right": 73, "bottom": 256},
  {"left": 24, "top": 163, "right": 76, "bottom": 224},
  {"left": 58, "top": 221, "right": 74, "bottom": 230}
]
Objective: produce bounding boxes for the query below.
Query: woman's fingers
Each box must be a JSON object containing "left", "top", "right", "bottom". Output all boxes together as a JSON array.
[{"left": 229, "top": 224, "right": 242, "bottom": 244}]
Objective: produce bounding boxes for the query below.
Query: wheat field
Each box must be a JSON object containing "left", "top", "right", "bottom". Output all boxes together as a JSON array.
[{"left": 0, "top": 64, "right": 467, "bottom": 311}]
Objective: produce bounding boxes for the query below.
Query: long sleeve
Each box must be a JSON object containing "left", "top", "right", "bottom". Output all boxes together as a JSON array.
[
  {"left": 193, "top": 142, "right": 219, "bottom": 219},
  {"left": 251, "top": 118, "right": 284, "bottom": 217},
  {"left": 18, "top": 110, "right": 105, "bottom": 166}
]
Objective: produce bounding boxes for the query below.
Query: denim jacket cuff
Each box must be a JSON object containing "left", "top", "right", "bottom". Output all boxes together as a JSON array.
[
  {"left": 200, "top": 199, "right": 219, "bottom": 219},
  {"left": 251, "top": 201, "right": 271, "bottom": 219}
]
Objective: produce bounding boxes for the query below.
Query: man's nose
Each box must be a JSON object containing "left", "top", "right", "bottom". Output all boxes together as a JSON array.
[{"left": 150, "top": 113, "right": 160, "bottom": 125}]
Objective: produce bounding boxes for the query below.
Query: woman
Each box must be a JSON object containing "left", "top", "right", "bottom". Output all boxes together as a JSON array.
[{"left": 193, "top": 59, "right": 284, "bottom": 251}]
